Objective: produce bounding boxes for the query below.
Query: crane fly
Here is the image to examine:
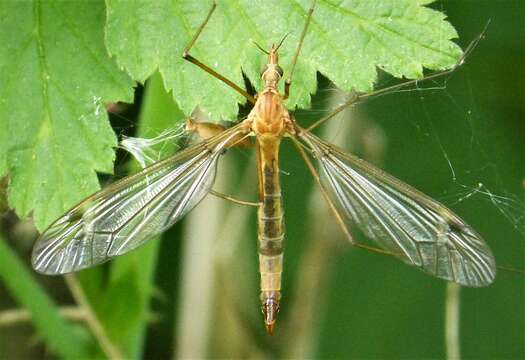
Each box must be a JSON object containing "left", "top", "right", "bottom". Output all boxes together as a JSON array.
[{"left": 32, "top": 1, "right": 496, "bottom": 334}]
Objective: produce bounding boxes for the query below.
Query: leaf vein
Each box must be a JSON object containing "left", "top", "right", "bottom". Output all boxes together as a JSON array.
[
  {"left": 34, "top": 0, "right": 66, "bottom": 213},
  {"left": 48, "top": 1, "right": 131, "bottom": 91}
]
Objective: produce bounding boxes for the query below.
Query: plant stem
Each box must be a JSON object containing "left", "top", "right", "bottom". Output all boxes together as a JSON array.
[
  {"left": 445, "top": 282, "right": 461, "bottom": 360},
  {"left": 64, "top": 274, "right": 124, "bottom": 360},
  {"left": 0, "top": 306, "right": 85, "bottom": 327}
]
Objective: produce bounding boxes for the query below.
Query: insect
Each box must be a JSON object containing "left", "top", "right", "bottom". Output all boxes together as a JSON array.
[{"left": 32, "top": 1, "right": 496, "bottom": 334}]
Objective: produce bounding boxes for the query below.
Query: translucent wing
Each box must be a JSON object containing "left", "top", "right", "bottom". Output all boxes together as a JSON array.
[
  {"left": 299, "top": 131, "right": 496, "bottom": 287},
  {"left": 32, "top": 124, "right": 248, "bottom": 274}
]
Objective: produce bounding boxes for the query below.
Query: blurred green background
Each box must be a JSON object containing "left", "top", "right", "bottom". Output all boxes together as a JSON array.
[{"left": 0, "top": 0, "right": 523, "bottom": 359}]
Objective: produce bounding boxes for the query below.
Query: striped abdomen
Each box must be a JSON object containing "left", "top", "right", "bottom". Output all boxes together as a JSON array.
[{"left": 256, "top": 135, "right": 284, "bottom": 334}]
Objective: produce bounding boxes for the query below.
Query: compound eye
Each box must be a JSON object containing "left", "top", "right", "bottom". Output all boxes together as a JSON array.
[
  {"left": 260, "top": 65, "right": 269, "bottom": 77},
  {"left": 276, "top": 65, "right": 284, "bottom": 77}
]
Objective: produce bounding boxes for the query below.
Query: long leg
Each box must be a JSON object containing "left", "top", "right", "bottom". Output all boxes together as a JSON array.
[
  {"left": 183, "top": 2, "right": 256, "bottom": 104},
  {"left": 210, "top": 189, "right": 259, "bottom": 207},
  {"left": 186, "top": 120, "right": 258, "bottom": 206},
  {"left": 284, "top": 0, "right": 317, "bottom": 100},
  {"left": 306, "top": 28, "right": 486, "bottom": 131},
  {"left": 290, "top": 135, "right": 398, "bottom": 257}
]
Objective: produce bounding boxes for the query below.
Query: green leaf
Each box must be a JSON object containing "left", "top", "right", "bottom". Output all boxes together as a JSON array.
[
  {"left": 0, "top": 1, "right": 134, "bottom": 230},
  {"left": 0, "top": 235, "right": 90, "bottom": 359},
  {"left": 105, "top": 0, "right": 462, "bottom": 120}
]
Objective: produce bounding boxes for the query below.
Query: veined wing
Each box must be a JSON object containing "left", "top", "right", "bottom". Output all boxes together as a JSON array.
[
  {"left": 299, "top": 131, "right": 496, "bottom": 287},
  {"left": 32, "top": 124, "right": 249, "bottom": 274}
]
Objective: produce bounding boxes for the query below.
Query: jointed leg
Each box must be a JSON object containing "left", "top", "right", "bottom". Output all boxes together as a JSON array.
[
  {"left": 284, "top": 0, "right": 317, "bottom": 100},
  {"left": 183, "top": 2, "right": 256, "bottom": 104},
  {"left": 291, "top": 135, "right": 398, "bottom": 257},
  {"left": 306, "top": 28, "right": 487, "bottom": 132},
  {"left": 291, "top": 136, "right": 354, "bottom": 243},
  {"left": 210, "top": 189, "right": 259, "bottom": 207}
]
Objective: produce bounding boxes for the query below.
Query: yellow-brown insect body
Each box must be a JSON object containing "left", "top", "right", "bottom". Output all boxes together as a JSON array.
[
  {"left": 249, "top": 44, "right": 292, "bottom": 334},
  {"left": 255, "top": 134, "right": 284, "bottom": 335},
  {"left": 251, "top": 89, "right": 287, "bottom": 136}
]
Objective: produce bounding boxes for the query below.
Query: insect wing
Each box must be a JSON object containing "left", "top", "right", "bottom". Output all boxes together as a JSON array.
[
  {"left": 300, "top": 131, "right": 496, "bottom": 287},
  {"left": 32, "top": 126, "right": 247, "bottom": 274}
]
